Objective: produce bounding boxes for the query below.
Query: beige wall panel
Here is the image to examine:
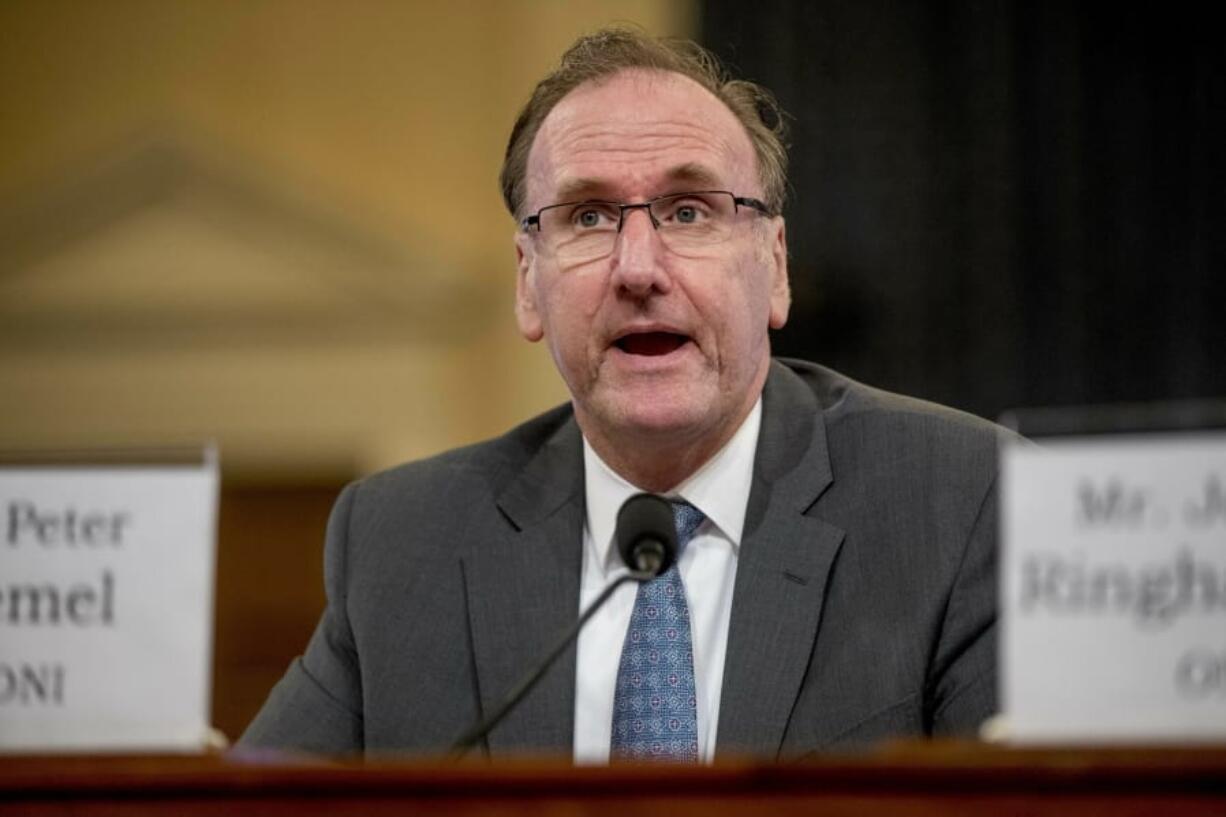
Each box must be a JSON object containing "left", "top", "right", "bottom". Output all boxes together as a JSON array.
[
  {"left": 0, "top": 342, "right": 483, "bottom": 475},
  {"left": 0, "top": 0, "right": 697, "bottom": 477}
]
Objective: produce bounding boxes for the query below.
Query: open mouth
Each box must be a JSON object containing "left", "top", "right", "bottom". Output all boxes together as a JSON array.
[{"left": 614, "top": 331, "right": 690, "bottom": 357}]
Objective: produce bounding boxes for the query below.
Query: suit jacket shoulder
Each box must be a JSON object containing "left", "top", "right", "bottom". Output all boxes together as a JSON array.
[
  {"left": 718, "top": 359, "right": 1007, "bottom": 756},
  {"left": 343, "top": 401, "right": 580, "bottom": 559},
  {"left": 240, "top": 401, "right": 587, "bottom": 756}
]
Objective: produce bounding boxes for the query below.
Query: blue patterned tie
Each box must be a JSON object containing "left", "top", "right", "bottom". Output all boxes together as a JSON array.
[{"left": 610, "top": 500, "right": 704, "bottom": 761}]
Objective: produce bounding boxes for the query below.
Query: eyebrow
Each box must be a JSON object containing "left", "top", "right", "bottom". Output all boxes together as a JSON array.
[
  {"left": 552, "top": 163, "right": 728, "bottom": 203},
  {"left": 664, "top": 162, "right": 723, "bottom": 190},
  {"left": 553, "top": 177, "right": 614, "bottom": 203}
]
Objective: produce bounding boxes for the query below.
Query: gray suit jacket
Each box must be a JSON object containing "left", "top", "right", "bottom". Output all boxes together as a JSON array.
[{"left": 241, "top": 359, "right": 1005, "bottom": 758}]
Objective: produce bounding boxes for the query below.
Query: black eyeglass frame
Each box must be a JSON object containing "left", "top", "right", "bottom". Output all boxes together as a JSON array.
[{"left": 520, "top": 190, "right": 774, "bottom": 232}]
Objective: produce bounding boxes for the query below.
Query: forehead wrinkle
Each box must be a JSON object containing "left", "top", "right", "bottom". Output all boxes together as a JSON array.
[
  {"left": 561, "top": 118, "right": 736, "bottom": 147},
  {"left": 556, "top": 120, "right": 743, "bottom": 165},
  {"left": 545, "top": 129, "right": 749, "bottom": 201}
]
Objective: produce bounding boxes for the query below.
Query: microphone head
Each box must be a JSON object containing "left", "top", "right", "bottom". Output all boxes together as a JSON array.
[{"left": 616, "top": 493, "right": 677, "bottom": 577}]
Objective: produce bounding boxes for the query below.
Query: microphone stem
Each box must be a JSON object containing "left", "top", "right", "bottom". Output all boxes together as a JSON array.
[{"left": 449, "top": 569, "right": 651, "bottom": 759}]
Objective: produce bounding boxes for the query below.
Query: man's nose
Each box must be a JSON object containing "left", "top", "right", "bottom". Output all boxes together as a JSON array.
[{"left": 610, "top": 207, "right": 669, "bottom": 296}]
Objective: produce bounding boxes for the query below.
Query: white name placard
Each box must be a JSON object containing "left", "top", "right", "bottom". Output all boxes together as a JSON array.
[
  {"left": 1001, "top": 433, "right": 1226, "bottom": 742},
  {"left": 0, "top": 453, "right": 218, "bottom": 751}
]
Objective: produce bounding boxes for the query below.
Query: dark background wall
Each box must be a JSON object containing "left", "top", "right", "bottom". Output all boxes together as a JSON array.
[{"left": 703, "top": 1, "right": 1224, "bottom": 422}]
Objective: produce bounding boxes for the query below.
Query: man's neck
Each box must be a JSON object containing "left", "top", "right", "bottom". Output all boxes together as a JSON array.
[
  {"left": 577, "top": 398, "right": 761, "bottom": 493},
  {"left": 586, "top": 438, "right": 720, "bottom": 494}
]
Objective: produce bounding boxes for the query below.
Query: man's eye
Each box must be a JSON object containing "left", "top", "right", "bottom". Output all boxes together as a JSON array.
[
  {"left": 663, "top": 199, "right": 711, "bottom": 225},
  {"left": 572, "top": 208, "right": 613, "bottom": 229},
  {"left": 675, "top": 205, "right": 701, "bottom": 224}
]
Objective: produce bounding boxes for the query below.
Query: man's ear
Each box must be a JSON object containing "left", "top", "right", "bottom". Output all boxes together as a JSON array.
[
  {"left": 514, "top": 232, "right": 544, "bottom": 342},
  {"left": 767, "top": 216, "right": 790, "bottom": 330}
]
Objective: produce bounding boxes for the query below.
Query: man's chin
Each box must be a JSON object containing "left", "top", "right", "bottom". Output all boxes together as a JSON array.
[{"left": 585, "top": 392, "right": 717, "bottom": 444}]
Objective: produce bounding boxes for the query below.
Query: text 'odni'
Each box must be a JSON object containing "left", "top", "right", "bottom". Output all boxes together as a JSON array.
[{"left": 0, "top": 662, "right": 65, "bottom": 706}]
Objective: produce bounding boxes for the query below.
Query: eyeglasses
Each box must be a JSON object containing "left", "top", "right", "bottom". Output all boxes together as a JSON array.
[{"left": 521, "top": 190, "right": 773, "bottom": 266}]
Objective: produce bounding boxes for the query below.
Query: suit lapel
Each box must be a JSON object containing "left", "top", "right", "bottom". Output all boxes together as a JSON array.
[
  {"left": 463, "top": 417, "right": 585, "bottom": 757},
  {"left": 716, "top": 362, "right": 846, "bottom": 758}
]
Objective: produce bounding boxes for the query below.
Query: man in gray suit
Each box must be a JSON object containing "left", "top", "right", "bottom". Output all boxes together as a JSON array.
[{"left": 242, "top": 28, "right": 1003, "bottom": 760}]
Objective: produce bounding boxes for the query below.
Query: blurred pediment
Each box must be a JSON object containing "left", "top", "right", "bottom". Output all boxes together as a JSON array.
[{"left": 0, "top": 136, "right": 488, "bottom": 347}]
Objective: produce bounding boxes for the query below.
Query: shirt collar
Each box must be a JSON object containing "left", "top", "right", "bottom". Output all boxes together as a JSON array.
[{"left": 583, "top": 397, "right": 762, "bottom": 577}]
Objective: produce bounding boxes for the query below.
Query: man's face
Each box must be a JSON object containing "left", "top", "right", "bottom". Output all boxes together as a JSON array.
[{"left": 515, "top": 69, "right": 789, "bottom": 457}]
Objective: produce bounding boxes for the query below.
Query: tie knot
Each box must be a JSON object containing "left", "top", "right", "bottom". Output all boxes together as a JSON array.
[{"left": 670, "top": 500, "right": 705, "bottom": 555}]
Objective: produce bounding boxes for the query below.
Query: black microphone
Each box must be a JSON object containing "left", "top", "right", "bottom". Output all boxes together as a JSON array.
[
  {"left": 617, "top": 492, "right": 678, "bottom": 575},
  {"left": 449, "top": 492, "right": 677, "bottom": 758}
]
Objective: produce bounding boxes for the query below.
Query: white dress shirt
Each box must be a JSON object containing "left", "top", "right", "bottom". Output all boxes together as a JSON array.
[{"left": 573, "top": 399, "right": 762, "bottom": 763}]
